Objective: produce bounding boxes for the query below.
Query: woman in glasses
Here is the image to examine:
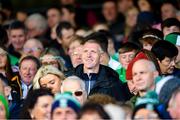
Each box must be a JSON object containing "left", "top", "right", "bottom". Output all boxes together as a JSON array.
[{"left": 61, "top": 76, "right": 87, "bottom": 105}]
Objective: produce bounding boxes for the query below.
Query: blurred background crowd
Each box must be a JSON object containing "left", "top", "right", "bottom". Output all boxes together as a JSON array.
[{"left": 0, "top": 0, "right": 179, "bottom": 119}]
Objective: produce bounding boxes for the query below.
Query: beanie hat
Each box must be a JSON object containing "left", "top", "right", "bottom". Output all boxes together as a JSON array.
[
  {"left": 126, "top": 52, "right": 148, "bottom": 80},
  {"left": 165, "top": 32, "right": 180, "bottom": 46},
  {"left": 51, "top": 92, "right": 81, "bottom": 114},
  {"left": 156, "top": 76, "right": 180, "bottom": 107},
  {"left": 0, "top": 94, "right": 9, "bottom": 119}
]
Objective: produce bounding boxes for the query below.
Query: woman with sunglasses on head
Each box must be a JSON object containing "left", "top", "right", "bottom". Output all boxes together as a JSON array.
[{"left": 61, "top": 76, "right": 87, "bottom": 105}]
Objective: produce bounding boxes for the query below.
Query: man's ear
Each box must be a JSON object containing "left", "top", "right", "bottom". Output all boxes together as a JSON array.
[
  {"left": 57, "top": 38, "right": 62, "bottom": 44},
  {"left": 4, "top": 86, "right": 11, "bottom": 97}
]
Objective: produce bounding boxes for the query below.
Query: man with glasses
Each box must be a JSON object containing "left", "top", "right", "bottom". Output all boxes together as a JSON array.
[
  {"left": 151, "top": 40, "right": 178, "bottom": 75},
  {"left": 23, "top": 38, "right": 44, "bottom": 58},
  {"left": 61, "top": 76, "right": 87, "bottom": 105}
]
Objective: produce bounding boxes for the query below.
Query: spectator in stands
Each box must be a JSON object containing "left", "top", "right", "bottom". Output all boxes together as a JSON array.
[
  {"left": 10, "top": 55, "right": 40, "bottom": 100},
  {"left": 102, "top": 0, "right": 124, "bottom": 43},
  {"left": 151, "top": 40, "right": 178, "bottom": 75},
  {"left": 161, "top": 18, "right": 180, "bottom": 36},
  {"left": 139, "top": 28, "right": 163, "bottom": 50},
  {"left": 40, "top": 47, "right": 67, "bottom": 72},
  {"left": 23, "top": 38, "right": 44, "bottom": 58},
  {"left": 0, "top": 46, "right": 14, "bottom": 80},
  {"left": 60, "top": 5, "right": 77, "bottom": 29},
  {"left": 167, "top": 87, "right": 180, "bottom": 119},
  {"left": 117, "top": 42, "right": 140, "bottom": 83},
  {"left": 74, "top": 32, "right": 130, "bottom": 102},
  {"left": 79, "top": 102, "right": 110, "bottom": 120},
  {"left": 161, "top": 1, "right": 178, "bottom": 20},
  {"left": 132, "top": 59, "right": 159, "bottom": 96},
  {"left": 61, "top": 76, "right": 87, "bottom": 105},
  {"left": 8, "top": 20, "right": 27, "bottom": 59},
  {"left": 33, "top": 65, "right": 65, "bottom": 94},
  {"left": 46, "top": 7, "right": 61, "bottom": 29},
  {"left": 0, "top": 94, "right": 9, "bottom": 119},
  {"left": 19, "top": 88, "right": 53, "bottom": 119},
  {"left": 51, "top": 92, "right": 80, "bottom": 120},
  {"left": 25, "top": 13, "right": 48, "bottom": 38}
]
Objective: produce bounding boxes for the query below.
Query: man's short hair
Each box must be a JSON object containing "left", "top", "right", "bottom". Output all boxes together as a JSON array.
[
  {"left": 61, "top": 4, "right": 75, "bottom": 14},
  {"left": 161, "top": 18, "right": 180, "bottom": 30},
  {"left": 19, "top": 55, "right": 41, "bottom": 69},
  {"left": 118, "top": 42, "right": 140, "bottom": 54},
  {"left": 9, "top": 20, "right": 26, "bottom": 31},
  {"left": 151, "top": 40, "right": 178, "bottom": 61},
  {"left": 56, "top": 21, "right": 74, "bottom": 38},
  {"left": 84, "top": 31, "right": 108, "bottom": 53}
]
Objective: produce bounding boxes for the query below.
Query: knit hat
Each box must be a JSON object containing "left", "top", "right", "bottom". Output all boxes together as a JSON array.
[
  {"left": 155, "top": 76, "right": 180, "bottom": 107},
  {"left": 126, "top": 52, "right": 148, "bottom": 80},
  {"left": 51, "top": 92, "right": 81, "bottom": 114},
  {"left": 165, "top": 32, "right": 180, "bottom": 46},
  {"left": 0, "top": 94, "right": 9, "bottom": 119}
]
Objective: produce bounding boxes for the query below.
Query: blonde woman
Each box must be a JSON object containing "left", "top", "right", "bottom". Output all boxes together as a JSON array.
[{"left": 33, "top": 65, "right": 65, "bottom": 94}]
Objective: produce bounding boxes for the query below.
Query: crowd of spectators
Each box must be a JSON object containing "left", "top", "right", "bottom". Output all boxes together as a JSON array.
[{"left": 0, "top": 0, "right": 179, "bottom": 119}]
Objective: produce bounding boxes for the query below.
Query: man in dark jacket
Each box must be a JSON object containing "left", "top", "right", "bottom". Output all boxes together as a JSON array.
[{"left": 74, "top": 32, "right": 132, "bottom": 102}]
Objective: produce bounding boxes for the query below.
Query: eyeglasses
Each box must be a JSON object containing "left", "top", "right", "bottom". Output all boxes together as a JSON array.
[
  {"left": 73, "top": 90, "right": 83, "bottom": 96},
  {"left": 23, "top": 47, "right": 41, "bottom": 52}
]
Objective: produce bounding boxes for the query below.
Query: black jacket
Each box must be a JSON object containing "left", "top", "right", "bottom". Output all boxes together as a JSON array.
[{"left": 74, "top": 64, "right": 132, "bottom": 102}]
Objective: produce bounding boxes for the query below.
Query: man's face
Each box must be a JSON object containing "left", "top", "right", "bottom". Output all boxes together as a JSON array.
[
  {"left": 161, "top": 3, "right": 176, "bottom": 20},
  {"left": 70, "top": 46, "right": 83, "bottom": 68},
  {"left": 168, "top": 93, "right": 180, "bottom": 119},
  {"left": 52, "top": 107, "right": 77, "bottom": 120},
  {"left": 9, "top": 29, "right": 26, "bottom": 51},
  {"left": 62, "top": 80, "right": 87, "bottom": 105},
  {"left": 132, "top": 60, "right": 158, "bottom": 92},
  {"left": 82, "top": 42, "right": 102, "bottom": 70},
  {"left": 61, "top": 8, "right": 74, "bottom": 22},
  {"left": 60, "top": 28, "right": 74, "bottom": 48},
  {"left": 19, "top": 59, "right": 38, "bottom": 85},
  {"left": 47, "top": 8, "right": 61, "bottom": 28},
  {"left": 119, "top": 51, "right": 136, "bottom": 69},
  {"left": 23, "top": 40, "right": 43, "bottom": 58},
  {"left": 163, "top": 26, "right": 180, "bottom": 36},
  {"left": 102, "top": 1, "right": 117, "bottom": 22},
  {"left": 158, "top": 57, "right": 176, "bottom": 74}
]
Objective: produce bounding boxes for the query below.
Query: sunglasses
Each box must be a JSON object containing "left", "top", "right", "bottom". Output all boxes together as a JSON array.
[{"left": 73, "top": 90, "right": 83, "bottom": 96}]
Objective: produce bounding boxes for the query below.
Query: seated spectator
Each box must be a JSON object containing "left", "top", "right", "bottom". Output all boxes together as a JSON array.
[
  {"left": 87, "top": 93, "right": 116, "bottom": 105},
  {"left": 25, "top": 13, "right": 48, "bottom": 38},
  {"left": 79, "top": 102, "right": 110, "bottom": 120},
  {"left": 0, "top": 46, "right": 14, "bottom": 80},
  {"left": 0, "top": 94, "right": 9, "bottom": 119},
  {"left": 40, "top": 47, "right": 67, "bottom": 72},
  {"left": 167, "top": 87, "right": 180, "bottom": 119},
  {"left": 23, "top": 38, "right": 44, "bottom": 58},
  {"left": 161, "top": 18, "right": 180, "bottom": 36},
  {"left": 117, "top": 42, "right": 140, "bottom": 83},
  {"left": 151, "top": 40, "right": 178, "bottom": 75},
  {"left": 61, "top": 76, "right": 87, "bottom": 105},
  {"left": 10, "top": 55, "right": 40, "bottom": 100},
  {"left": 19, "top": 88, "right": 53, "bottom": 119},
  {"left": 132, "top": 92, "right": 162, "bottom": 119},
  {"left": 161, "top": 1, "right": 178, "bottom": 20},
  {"left": 33, "top": 65, "right": 65, "bottom": 94},
  {"left": 164, "top": 32, "right": 180, "bottom": 71},
  {"left": 139, "top": 29, "right": 163, "bottom": 50},
  {"left": 51, "top": 92, "right": 81, "bottom": 120},
  {"left": 8, "top": 20, "right": 27, "bottom": 59}
]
